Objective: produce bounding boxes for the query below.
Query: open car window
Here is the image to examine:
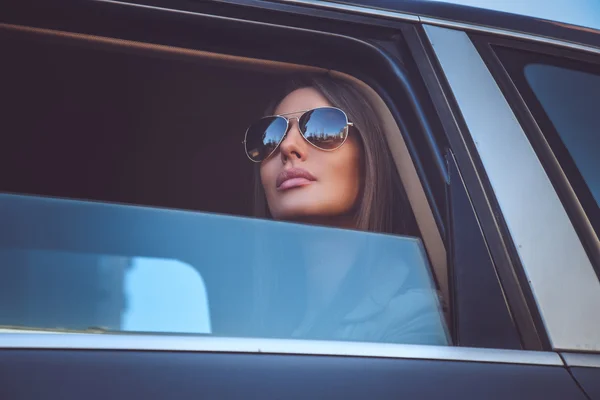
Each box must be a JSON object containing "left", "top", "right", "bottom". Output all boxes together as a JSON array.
[
  {"left": 0, "top": 18, "right": 454, "bottom": 347},
  {"left": 0, "top": 194, "right": 449, "bottom": 345}
]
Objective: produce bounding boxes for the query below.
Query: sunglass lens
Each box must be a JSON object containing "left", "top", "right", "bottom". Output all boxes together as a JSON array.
[
  {"left": 299, "top": 107, "right": 348, "bottom": 150},
  {"left": 245, "top": 116, "right": 288, "bottom": 162}
]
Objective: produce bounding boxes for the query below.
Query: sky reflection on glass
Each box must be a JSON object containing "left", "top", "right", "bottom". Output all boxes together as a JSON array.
[{"left": 525, "top": 63, "right": 600, "bottom": 205}]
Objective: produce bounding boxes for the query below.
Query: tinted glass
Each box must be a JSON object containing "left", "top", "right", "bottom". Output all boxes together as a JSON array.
[
  {"left": 494, "top": 46, "right": 600, "bottom": 237},
  {"left": 300, "top": 107, "right": 348, "bottom": 149},
  {"left": 0, "top": 251, "right": 211, "bottom": 333},
  {"left": 0, "top": 194, "right": 449, "bottom": 346},
  {"left": 524, "top": 64, "right": 600, "bottom": 205},
  {"left": 245, "top": 116, "right": 287, "bottom": 161}
]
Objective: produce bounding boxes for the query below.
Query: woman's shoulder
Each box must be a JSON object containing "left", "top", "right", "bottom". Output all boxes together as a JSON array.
[
  {"left": 338, "top": 258, "right": 450, "bottom": 346},
  {"left": 381, "top": 288, "right": 450, "bottom": 345},
  {"left": 340, "top": 288, "right": 449, "bottom": 346}
]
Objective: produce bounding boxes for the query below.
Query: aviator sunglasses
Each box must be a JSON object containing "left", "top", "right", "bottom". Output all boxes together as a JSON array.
[{"left": 243, "top": 106, "right": 354, "bottom": 162}]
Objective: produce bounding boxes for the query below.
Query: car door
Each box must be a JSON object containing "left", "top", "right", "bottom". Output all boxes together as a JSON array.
[
  {"left": 465, "top": 28, "right": 600, "bottom": 398},
  {"left": 0, "top": 0, "right": 593, "bottom": 399}
]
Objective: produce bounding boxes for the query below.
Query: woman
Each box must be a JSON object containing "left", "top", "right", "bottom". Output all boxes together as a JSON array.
[{"left": 243, "top": 74, "right": 448, "bottom": 345}]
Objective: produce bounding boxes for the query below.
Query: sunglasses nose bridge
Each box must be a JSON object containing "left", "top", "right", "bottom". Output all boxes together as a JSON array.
[
  {"left": 278, "top": 116, "right": 309, "bottom": 158},
  {"left": 282, "top": 116, "right": 302, "bottom": 137},
  {"left": 280, "top": 116, "right": 302, "bottom": 142}
]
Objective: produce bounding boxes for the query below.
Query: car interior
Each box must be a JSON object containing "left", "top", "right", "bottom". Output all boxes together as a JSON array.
[{"left": 0, "top": 23, "right": 449, "bottom": 329}]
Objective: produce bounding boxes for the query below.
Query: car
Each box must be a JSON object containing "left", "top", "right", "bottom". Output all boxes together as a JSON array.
[{"left": 0, "top": 0, "right": 598, "bottom": 398}]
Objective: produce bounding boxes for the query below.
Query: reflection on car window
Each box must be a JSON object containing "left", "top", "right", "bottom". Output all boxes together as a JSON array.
[
  {"left": 123, "top": 257, "right": 211, "bottom": 333},
  {"left": 0, "top": 194, "right": 449, "bottom": 346},
  {"left": 0, "top": 250, "right": 211, "bottom": 334},
  {"left": 524, "top": 63, "right": 600, "bottom": 206}
]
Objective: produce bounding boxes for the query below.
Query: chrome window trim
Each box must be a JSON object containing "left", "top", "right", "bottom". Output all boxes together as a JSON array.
[
  {"left": 93, "top": 0, "right": 600, "bottom": 56},
  {"left": 423, "top": 24, "right": 600, "bottom": 352},
  {"left": 419, "top": 16, "right": 600, "bottom": 56},
  {"left": 274, "top": 0, "right": 600, "bottom": 55},
  {"left": 562, "top": 352, "right": 600, "bottom": 368},
  {"left": 269, "top": 0, "right": 420, "bottom": 22},
  {"left": 0, "top": 333, "right": 563, "bottom": 366}
]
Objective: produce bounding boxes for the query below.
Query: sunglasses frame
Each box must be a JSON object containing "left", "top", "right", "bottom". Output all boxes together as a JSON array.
[{"left": 242, "top": 106, "right": 354, "bottom": 163}]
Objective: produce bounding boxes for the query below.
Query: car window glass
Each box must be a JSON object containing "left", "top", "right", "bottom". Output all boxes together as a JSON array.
[
  {"left": 493, "top": 45, "right": 600, "bottom": 238},
  {"left": 0, "top": 194, "right": 450, "bottom": 346},
  {"left": 0, "top": 251, "right": 211, "bottom": 334},
  {"left": 124, "top": 257, "right": 211, "bottom": 333},
  {"left": 524, "top": 63, "right": 600, "bottom": 205}
]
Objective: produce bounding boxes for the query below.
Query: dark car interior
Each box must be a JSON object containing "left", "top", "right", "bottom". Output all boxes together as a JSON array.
[{"left": 1, "top": 29, "right": 297, "bottom": 217}]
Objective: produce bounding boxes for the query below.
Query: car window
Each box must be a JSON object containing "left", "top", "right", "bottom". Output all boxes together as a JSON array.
[
  {"left": 524, "top": 64, "right": 599, "bottom": 205},
  {"left": 0, "top": 251, "right": 211, "bottom": 334},
  {"left": 0, "top": 18, "right": 469, "bottom": 348},
  {"left": 493, "top": 46, "right": 600, "bottom": 237},
  {"left": 0, "top": 194, "right": 450, "bottom": 345}
]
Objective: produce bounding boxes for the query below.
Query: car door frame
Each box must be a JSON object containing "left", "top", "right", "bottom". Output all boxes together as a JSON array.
[
  {"left": 465, "top": 29, "right": 600, "bottom": 397},
  {"left": 2, "top": 0, "right": 535, "bottom": 349},
  {"left": 420, "top": 22, "right": 600, "bottom": 353},
  {"left": 469, "top": 32, "right": 600, "bottom": 274}
]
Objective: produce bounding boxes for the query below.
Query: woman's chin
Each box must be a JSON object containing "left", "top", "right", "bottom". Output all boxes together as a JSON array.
[{"left": 270, "top": 204, "right": 349, "bottom": 224}]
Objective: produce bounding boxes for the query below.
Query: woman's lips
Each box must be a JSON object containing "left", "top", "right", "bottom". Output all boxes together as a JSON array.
[{"left": 276, "top": 167, "right": 316, "bottom": 191}]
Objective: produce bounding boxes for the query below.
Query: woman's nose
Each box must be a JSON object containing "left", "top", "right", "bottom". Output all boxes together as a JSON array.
[{"left": 279, "top": 120, "right": 307, "bottom": 162}]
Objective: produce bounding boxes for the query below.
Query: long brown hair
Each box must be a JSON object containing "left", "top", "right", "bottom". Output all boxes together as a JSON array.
[{"left": 253, "top": 73, "right": 417, "bottom": 236}]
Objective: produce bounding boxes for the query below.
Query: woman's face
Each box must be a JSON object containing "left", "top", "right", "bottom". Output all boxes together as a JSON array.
[{"left": 260, "top": 87, "right": 363, "bottom": 223}]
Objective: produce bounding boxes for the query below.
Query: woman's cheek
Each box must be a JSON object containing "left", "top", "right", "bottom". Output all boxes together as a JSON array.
[{"left": 339, "top": 143, "right": 362, "bottom": 208}]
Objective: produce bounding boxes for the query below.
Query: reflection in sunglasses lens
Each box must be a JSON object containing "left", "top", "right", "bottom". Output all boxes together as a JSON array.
[
  {"left": 246, "top": 116, "right": 287, "bottom": 161},
  {"left": 300, "top": 108, "right": 348, "bottom": 150}
]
